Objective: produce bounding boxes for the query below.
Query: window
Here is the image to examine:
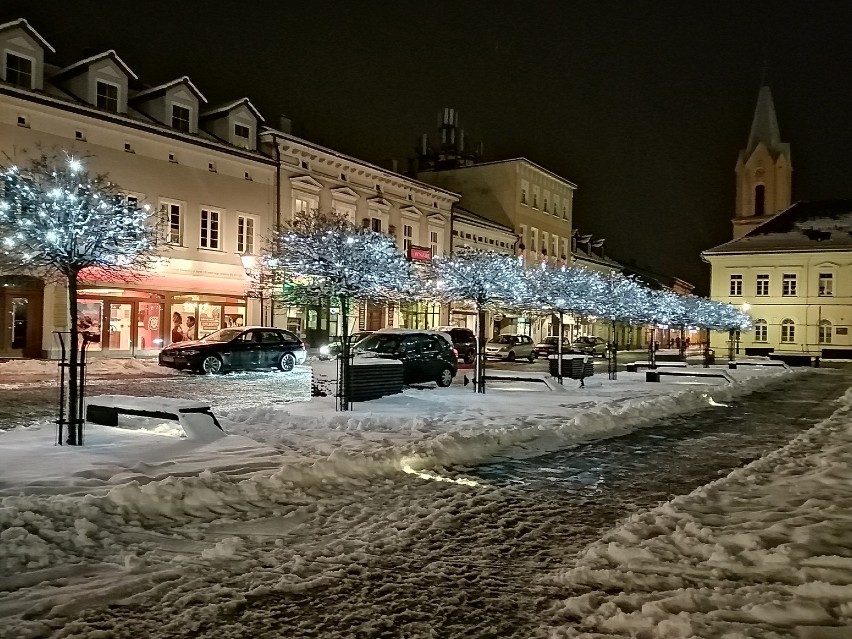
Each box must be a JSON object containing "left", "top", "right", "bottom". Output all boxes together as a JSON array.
[
  {"left": 782, "top": 274, "right": 797, "bottom": 296},
  {"left": 754, "top": 319, "right": 768, "bottom": 342},
  {"left": 200, "top": 209, "right": 221, "bottom": 249},
  {"left": 563, "top": 200, "right": 570, "bottom": 219},
  {"left": 729, "top": 274, "right": 742, "bottom": 296},
  {"left": 543, "top": 191, "right": 550, "bottom": 213},
  {"left": 552, "top": 235, "right": 559, "bottom": 260},
  {"left": 75, "top": 130, "right": 85, "bottom": 141},
  {"left": 818, "top": 273, "right": 834, "bottom": 297},
  {"left": 520, "top": 180, "right": 529, "bottom": 205},
  {"left": 754, "top": 184, "right": 765, "bottom": 217},
  {"left": 532, "top": 186, "right": 540, "bottom": 209},
  {"left": 530, "top": 228, "right": 538, "bottom": 253},
  {"left": 554, "top": 194, "right": 560, "bottom": 216},
  {"left": 171, "top": 104, "right": 191, "bottom": 132},
  {"left": 294, "top": 197, "right": 313, "bottom": 216},
  {"left": 430, "top": 230, "right": 439, "bottom": 256},
  {"left": 96, "top": 81, "right": 119, "bottom": 112},
  {"left": 208, "top": 162, "right": 216, "bottom": 172},
  {"left": 234, "top": 123, "right": 250, "bottom": 141},
  {"left": 756, "top": 274, "right": 769, "bottom": 296},
  {"left": 403, "top": 224, "right": 413, "bottom": 251},
  {"left": 542, "top": 231, "right": 549, "bottom": 255},
  {"left": 780, "top": 319, "right": 795, "bottom": 343},
  {"left": 5, "top": 52, "right": 33, "bottom": 88},
  {"left": 819, "top": 320, "right": 832, "bottom": 344},
  {"left": 16, "top": 114, "right": 27, "bottom": 127},
  {"left": 162, "top": 202, "right": 182, "bottom": 245},
  {"left": 237, "top": 215, "right": 255, "bottom": 254},
  {"left": 371, "top": 218, "right": 382, "bottom": 233}
]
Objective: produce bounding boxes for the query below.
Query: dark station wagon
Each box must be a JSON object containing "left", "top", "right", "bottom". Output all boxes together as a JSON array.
[{"left": 159, "top": 327, "right": 307, "bottom": 374}]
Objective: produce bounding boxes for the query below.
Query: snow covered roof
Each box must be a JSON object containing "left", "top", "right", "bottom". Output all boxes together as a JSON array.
[
  {"left": 131, "top": 76, "right": 207, "bottom": 104},
  {"left": 200, "top": 97, "right": 265, "bottom": 122},
  {"left": 0, "top": 18, "right": 55, "bottom": 53},
  {"left": 705, "top": 200, "right": 852, "bottom": 255},
  {"left": 52, "top": 50, "right": 138, "bottom": 81}
]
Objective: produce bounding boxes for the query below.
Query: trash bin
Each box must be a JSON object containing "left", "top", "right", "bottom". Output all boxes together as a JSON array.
[{"left": 705, "top": 348, "right": 715, "bottom": 365}]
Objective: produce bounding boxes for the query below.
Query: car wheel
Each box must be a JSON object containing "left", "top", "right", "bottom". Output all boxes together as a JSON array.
[
  {"left": 278, "top": 352, "right": 297, "bottom": 372},
  {"left": 528, "top": 351, "right": 536, "bottom": 362},
  {"left": 199, "top": 355, "right": 223, "bottom": 374},
  {"left": 507, "top": 351, "right": 516, "bottom": 362},
  {"left": 463, "top": 350, "right": 475, "bottom": 364},
  {"left": 436, "top": 367, "right": 454, "bottom": 387}
]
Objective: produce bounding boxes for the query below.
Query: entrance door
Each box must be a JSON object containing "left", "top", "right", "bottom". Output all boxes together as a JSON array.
[
  {"left": 1, "top": 290, "right": 44, "bottom": 358},
  {"left": 107, "top": 303, "right": 133, "bottom": 353},
  {"left": 366, "top": 303, "right": 385, "bottom": 331}
]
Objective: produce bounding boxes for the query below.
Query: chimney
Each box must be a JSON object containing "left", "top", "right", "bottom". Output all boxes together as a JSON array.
[{"left": 278, "top": 115, "right": 292, "bottom": 134}]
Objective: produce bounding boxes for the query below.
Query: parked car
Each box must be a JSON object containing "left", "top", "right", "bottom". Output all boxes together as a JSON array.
[
  {"left": 318, "top": 331, "right": 373, "bottom": 360},
  {"left": 352, "top": 328, "right": 458, "bottom": 387},
  {"left": 437, "top": 326, "right": 477, "bottom": 364},
  {"left": 158, "top": 327, "right": 307, "bottom": 374},
  {"left": 571, "top": 335, "right": 609, "bottom": 357},
  {"left": 484, "top": 334, "right": 537, "bottom": 361},
  {"left": 533, "top": 335, "right": 573, "bottom": 358}
]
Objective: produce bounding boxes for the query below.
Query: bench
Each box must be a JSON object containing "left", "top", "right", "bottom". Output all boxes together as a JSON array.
[
  {"left": 467, "top": 370, "right": 565, "bottom": 391},
  {"left": 645, "top": 368, "right": 735, "bottom": 384},
  {"left": 625, "top": 361, "right": 688, "bottom": 373},
  {"left": 85, "top": 395, "right": 225, "bottom": 442},
  {"left": 727, "top": 359, "right": 790, "bottom": 371}
]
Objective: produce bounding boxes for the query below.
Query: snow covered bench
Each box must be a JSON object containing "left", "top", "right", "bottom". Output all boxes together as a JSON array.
[
  {"left": 727, "top": 359, "right": 790, "bottom": 371},
  {"left": 477, "top": 370, "right": 565, "bottom": 391},
  {"left": 625, "top": 361, "right": 688, "bottom": 372},
  {"left": 84, "top": 395, "right": 225, "bottom": 442},
  {"left": 645, "top": 368, "right": 735, "bottom": 385}
]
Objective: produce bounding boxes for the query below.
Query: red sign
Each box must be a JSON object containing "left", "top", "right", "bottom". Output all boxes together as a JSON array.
[{"left": 408, "top": 246, "right": 432, "bottom": 262}]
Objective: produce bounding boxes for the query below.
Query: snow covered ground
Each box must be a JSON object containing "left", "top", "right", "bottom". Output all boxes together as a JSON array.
[
  {"left": 1, "top": 363, "right": 844, "bottom": 638},
  {"left": 0, "top": 357, "right": 175, "bottom": 383},
  {"left": 545, "top": 385, "right": 852, "bottom": 638}
]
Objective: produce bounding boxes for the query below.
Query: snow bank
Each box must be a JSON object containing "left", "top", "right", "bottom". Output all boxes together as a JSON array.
[
  {"left": 0, "top": 357, "right": 175, "bottom": 379},
  {"left": 544, "top": 386, "right": 852, "bottom": 637}
]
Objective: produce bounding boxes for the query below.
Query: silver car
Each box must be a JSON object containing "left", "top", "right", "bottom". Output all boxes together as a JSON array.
[{"left": 484, "top": 334, "right": 537, "bottom": 362}]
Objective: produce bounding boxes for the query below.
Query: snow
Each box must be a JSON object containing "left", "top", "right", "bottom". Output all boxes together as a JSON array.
[
  {"left": 0, "top": 361, "right": 842, "bottom": 637},
  {"left": 544, "top": 386, "right": 852, "bottom": 638},
  {"left": 0, "top": 357, "right": 175, "bottom": 381}
]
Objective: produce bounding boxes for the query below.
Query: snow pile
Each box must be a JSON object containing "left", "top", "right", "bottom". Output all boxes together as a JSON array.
[
  {"left": 544, "top": 387, "right": 852, "bottom": 637},
  {"left": 0, "top": 357, "right": 175, "bottom": 379}
]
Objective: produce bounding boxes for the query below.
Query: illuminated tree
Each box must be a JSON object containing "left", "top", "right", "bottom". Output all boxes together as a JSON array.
[
  {"left": 267, "top": 209, "right": 412, "bottom": 409},
  {"left": 0, "top": 151, "right": 160, "bottom": 445}
]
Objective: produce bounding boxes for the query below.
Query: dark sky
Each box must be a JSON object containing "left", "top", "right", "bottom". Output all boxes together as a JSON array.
[{"left": 5, "top": 1, "right": 851, "bottom": 293}]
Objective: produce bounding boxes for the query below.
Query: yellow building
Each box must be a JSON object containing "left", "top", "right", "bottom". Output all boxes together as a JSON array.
[{"left": 704, "top": 86, "right": 851, "bottom": 358}]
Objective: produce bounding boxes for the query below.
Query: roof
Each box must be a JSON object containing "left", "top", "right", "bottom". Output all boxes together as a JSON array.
[
  {"left": 200, "top": 97, "right": 265, "bottom": 123},
  {"left": 452, "top": 204, "right": 515, "bottom": 234},
  {"left": 0, "top": 18, "right": 55, "bottom": 53},
  {"left": 704, "top": 200, "right": 852, "bottom": 255},
  {"left": 52, "top": 50, "right": 138, "bottom": 81},
  {"left": 420, "top": 157, "right": 578, "bottom": 189},
  {"left": 131, "top": 76, "right": 207, "bottom": 104},
  {"left": 746, "top": 86, "right": 782, "bottom": 156}
]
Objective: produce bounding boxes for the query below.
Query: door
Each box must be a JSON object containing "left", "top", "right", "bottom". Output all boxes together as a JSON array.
[
  {"left": 107, "top": 303, "right": 133, "bottom": 353},
  {"left": 1, "top": 292, "right": 44, "bottom": 358},
  {"left": 398, "top": 335, "right": 422, "bottom": 383},
  {"left": 257, "top": 330, "right": 284, "bottom": 367},
  {"left": 419, "top": 335, "right": 445, "bottom": 382},
  {"left": 230, "top": 330, "right": 262, "bottom": 369},
  {"left": 366, "top": 303, "right": 385, "bottom": 331}
]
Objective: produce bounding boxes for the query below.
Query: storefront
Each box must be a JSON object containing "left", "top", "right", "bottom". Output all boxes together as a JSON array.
[{"left": 399, "top": 301, "right": 441, "bottom": 330}]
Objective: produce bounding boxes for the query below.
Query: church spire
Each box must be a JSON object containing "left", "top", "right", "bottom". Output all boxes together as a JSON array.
[{"left": 746, "top": 85, "right": 783, "bottom": 156}]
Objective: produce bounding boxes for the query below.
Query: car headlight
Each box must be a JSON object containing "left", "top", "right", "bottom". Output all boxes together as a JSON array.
[
  {"left": 319, "top": 345, "right": 330, "bottom": 355},
  {"left": 180, "top": 349, "right": 201, "bottom": 356}
]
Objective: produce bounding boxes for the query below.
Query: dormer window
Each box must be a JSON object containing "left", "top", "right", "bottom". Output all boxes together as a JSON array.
[
  {"left": 96, "top": 80, "right": 119, "bottom": 112},
  {"left": 171, "top": 104, "right": 191, "bottom": 132},
  {"left": 234, "top": 123, "right": 250, "bottom": 142},
  {"left": 5, "top": 52, "right": 33, "bottom": 88}
]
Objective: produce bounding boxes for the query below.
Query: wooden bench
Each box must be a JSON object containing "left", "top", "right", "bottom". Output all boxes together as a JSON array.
[
  {"left": 625, "top": 361, "right": 688, "bottom": 373},
  {"left": 85, "top": 395, "right": 225, "bottom": 442},
  {"left": 645, "top": 368, "right": 736, "bottom": 384},
  {"left": 728, "top": 359, "right": 790, "bottom": 371}
]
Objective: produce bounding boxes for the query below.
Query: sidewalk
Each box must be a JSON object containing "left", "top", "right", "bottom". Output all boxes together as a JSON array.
[{"left": 0, "top": 357, "right": 176, "bottom": 384}]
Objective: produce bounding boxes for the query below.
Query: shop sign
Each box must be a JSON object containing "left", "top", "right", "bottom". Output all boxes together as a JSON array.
[{"left": 408, "top": 246, "right": 432, "bottom": 262}]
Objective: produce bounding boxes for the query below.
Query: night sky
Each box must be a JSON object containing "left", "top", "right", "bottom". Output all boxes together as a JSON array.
[{"left": 5, "top": 1, "right": 851, "bottom": 294}]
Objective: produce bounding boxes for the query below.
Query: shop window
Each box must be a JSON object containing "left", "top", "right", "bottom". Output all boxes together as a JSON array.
[
  {"left": 77, "top": 300, "right": 103, "bottom": 351},
  {"left": 224, "top": 306, "right": 245, "bottom": 328}
]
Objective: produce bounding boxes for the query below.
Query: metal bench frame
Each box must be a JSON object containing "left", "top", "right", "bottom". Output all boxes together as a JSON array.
[
  {"left": 645, "top": 368, "right": 735, "bottom": 384},
  {"left": 85, "top": 396, "right": 225, "bottom": 441}
]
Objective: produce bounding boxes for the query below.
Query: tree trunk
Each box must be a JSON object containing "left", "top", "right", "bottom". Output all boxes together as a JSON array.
[
  {"left": 66, "top": 272, "right": 81, "bottom": 445},
  {"left": 557, "top": 311, "right": 564, "bottom": 380},
  {"left": 339, "top": 295, "right": 351, "bottom": 411},
  {"left": 475, "top": 306, "right": 486, "bottom": 393}
]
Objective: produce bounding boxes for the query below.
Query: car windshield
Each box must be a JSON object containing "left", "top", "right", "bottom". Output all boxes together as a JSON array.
[
  {"left": 576, "top": 337, "right": 599, "bottom": 345},
  {"left": 541, "top": 337, "right": 559, "bottom": 345},
  {"left": 355, "top": 334, "right": 401, "bottom": 354},
  {"left": 200, "top": 328, "right": 244, "bottom": 343},
  {"left": 489, "top": 335, "right": 515, "bottom": 345}
]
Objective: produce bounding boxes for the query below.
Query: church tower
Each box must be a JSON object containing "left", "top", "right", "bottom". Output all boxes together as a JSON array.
[{"left": 733, "top": 86, "right": 792, "bottom": 239}]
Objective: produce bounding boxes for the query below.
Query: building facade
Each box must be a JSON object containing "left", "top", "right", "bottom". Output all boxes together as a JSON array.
[
  {"left": 704, "top": 85, "right": 851, "bottom": 358},
  {"left": 0, "top": 18, "right": 459, "bottom": 358}
]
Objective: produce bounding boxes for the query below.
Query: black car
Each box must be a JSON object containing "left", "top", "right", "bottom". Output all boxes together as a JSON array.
[
  {"left": 353, "top": 329, "right": 458, "bottom": 387},
  {"left": 438, "top": 327, "right": 477, "bottom": 364},
  {"left": 159, "top": 327, "right": 307, "bottom": 374},
  {"left": 318, "top": 331, "right": 373, "bottom": 360},
  {"left": 533, "top": 335, "right": 573, "bottom": 357}
]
